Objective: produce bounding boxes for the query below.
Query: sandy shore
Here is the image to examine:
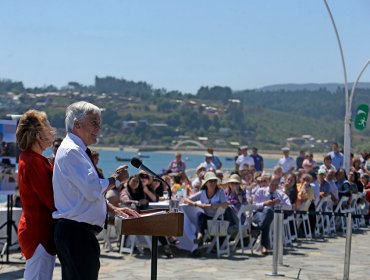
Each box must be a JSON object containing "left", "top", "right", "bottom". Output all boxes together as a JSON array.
[{"left": 93, "top": 145, "right": 325, "bottom": 160}]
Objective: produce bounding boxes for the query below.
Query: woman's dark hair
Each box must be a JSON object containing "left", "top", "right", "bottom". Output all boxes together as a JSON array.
[
  {"left": 335, "top": 168, "right": 348, "bottom": 180},
  {"left": 323, "top": 155, "right": 332, "bottom": 162},
  {"left": 127, "top": 175, "right": 145, "bottom": 200}
]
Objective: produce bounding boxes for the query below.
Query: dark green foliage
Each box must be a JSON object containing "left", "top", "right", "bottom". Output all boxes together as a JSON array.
[{"left": 1, "top": 77, "right": 370, "bottom": 152}]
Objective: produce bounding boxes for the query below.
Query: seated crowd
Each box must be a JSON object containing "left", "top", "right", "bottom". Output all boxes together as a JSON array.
[
  {"left": 16, "top": 141, "right": 370, "bottom": 258},
  {"left": 99, "top": 143, "right": 370, "bottom": 258}
]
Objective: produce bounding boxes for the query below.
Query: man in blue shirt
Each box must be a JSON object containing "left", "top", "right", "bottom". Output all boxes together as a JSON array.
[
  {"left": 251, "top": 147, "right": 264, "bottom": 172},
  {"left": 317, "top": 168, "right": 331, "bottom": 197},
  {"left": 328, "top": 143, "right": 343, "bottom": 170},
  {"left": 207, "top": 147, "right": 222, "bottom": 170}
]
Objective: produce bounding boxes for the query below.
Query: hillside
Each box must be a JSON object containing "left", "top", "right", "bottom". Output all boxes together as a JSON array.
[
  {"left": 1, "top": 77, "right": 370, "bottom": 153},
  {"left": 258, "top": 82, "right": 370, "bottom": 92}
]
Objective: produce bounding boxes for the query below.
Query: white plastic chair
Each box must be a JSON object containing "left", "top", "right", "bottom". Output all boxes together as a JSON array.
[
  {"left": 315, "top": 196, "right": 332, "bottom": 236},
  {"left": 355, "top": 193, "right": 366, "bottom": 227},
  {"left": 101, "top": 221, "right": 120, "bottom": 252},
  {"left": 203, "top": 207, "right": 231, "bottom": 258},
  {"left": 349, "top": 193, "right": 360, "bottom": 230},
  {"left": 119, "top": 235, "right": 152, "bottom": 255},
  {"left": 334, "top": 196, "right": 349, "bottom": 233},
  {"left": 295, "top": 200, "right": 313, "bottom": 240},
  {"left": 283, "top": 214, "right": 298, "bottom": 246},
  {"left": 114, "top": 217, "right": 152, "bottom": 255},
  {"left": 231, "top": 204, "right": 254, "bottom": 254}
]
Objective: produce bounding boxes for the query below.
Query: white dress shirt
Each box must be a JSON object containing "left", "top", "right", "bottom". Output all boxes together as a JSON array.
[
  {"left": 253, "top": 187, "right": 292, "bottom": 210},
  {"left": 277, "top": 156, "right": 296, "bottom": 174},
  {"left": 197, "top": 161, "right": 217, "bottom": 171},
  {"left": 236, "top": 155, "right": 255, "bottom": 171},
  {"left": 52, "top": 133, "right": 110, "bottom": 227}
]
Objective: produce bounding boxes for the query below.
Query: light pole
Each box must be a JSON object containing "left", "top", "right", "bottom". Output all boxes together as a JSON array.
[{"left": 323, "top": 0, "right": 370, "bottom": 172}]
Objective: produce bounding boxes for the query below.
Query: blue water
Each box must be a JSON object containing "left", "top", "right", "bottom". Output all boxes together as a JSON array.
[
  {"left": 0, "top": 149, "right": 278, "bottom": 203},
  {"left": 94, "top": 150, "right": 277, "bottom": 177}
]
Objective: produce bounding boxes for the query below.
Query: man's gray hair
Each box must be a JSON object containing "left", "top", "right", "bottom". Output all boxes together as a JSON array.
[{"left": 65, "top": 101, "right": 101, "bottom": 132}]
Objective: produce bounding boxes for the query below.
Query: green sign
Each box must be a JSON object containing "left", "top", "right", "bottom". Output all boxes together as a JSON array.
[{"left": 354, "top": 104, "right": 369, "bottom": 130}]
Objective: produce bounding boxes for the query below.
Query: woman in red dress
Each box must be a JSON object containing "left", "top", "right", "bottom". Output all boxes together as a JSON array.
[{"left": 16, "top": 110, "right": 56, "bottom": 279}]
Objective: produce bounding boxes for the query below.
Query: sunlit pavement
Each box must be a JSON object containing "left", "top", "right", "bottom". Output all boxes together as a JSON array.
[{"left": 1, "top": 228, "right": 369, "bottom": 280}]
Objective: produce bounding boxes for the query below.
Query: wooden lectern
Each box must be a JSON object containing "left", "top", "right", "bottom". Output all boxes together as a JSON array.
[{"left": 119, "top": 210, "right": 184, "bottom": 280}]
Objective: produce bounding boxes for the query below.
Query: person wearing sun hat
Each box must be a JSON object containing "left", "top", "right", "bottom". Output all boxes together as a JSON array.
[
  {"left": 226, "top": 174, "right": 247, "bottom": 219},
  {"left": 317, "top": 168, "right": 331, "bottom": 198},
  {"left": 185, "top": 171, "right": 238, "bottom": 245}
]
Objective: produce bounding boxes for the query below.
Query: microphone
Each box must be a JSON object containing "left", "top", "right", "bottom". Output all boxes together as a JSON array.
[{"left": 130, "top": 157, "right": 172, "bottom": 197}]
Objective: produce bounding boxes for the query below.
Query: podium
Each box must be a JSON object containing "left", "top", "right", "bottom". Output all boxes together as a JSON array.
[{"left": 118, "top": 210, "right": 184, "bottom": 280}]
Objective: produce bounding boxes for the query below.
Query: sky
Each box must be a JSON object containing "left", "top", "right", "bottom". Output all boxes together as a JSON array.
[{"left": 1, "top": 0, "right": 370, "bottom": 94}]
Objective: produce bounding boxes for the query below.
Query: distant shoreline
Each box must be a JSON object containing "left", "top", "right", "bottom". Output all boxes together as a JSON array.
[{"left": 93, "top": 145, "right": 325, "bottom": 161}]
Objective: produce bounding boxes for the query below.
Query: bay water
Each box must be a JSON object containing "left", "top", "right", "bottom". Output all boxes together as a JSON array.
[{"left": 0, "top": 149, "right": 278, "bottom": 203}]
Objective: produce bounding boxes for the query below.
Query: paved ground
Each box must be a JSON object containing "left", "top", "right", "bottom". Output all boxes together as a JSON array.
[{"left": 0, "top": 227, "right": 369, "bottom": 280}]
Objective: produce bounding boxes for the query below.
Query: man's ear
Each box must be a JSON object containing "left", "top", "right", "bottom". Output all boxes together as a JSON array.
[{"left": 74, "top": 121, "right": 80, "bottom": 129}]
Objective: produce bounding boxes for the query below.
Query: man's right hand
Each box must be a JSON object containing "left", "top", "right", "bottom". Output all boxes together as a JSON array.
[
  {"left": 263, "top": 200, "right": 274, "bottom": 207},
  {"left": 115, "top": 165, "right": 129, "bottom": 183}
]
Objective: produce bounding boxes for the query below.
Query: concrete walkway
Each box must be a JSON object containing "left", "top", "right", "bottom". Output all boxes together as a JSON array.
[{"left": 0, "top": 228, "right": 369, "bottom": 280}]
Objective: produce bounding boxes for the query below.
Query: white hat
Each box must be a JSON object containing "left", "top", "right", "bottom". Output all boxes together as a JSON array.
[
  {"left": 201, "top": 172, "right": 220, "bottom": 187},
  {"left": 281, "top": 147, "right": 290, "bottom": 152},
  {"left": 226, "top": 174, "right": 241, "bottom": 184},
  {"left": 240, "top": 145, "right": 248, "bottom": 150},
  {"left": 204, "top": 153, "right": 213, "bottom": 157},
  {"left": 317, "top": 168, "right": 327, "bottom": 175}
]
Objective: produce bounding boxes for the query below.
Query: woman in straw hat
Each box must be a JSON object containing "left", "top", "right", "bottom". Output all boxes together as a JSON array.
[
  {"left": 226, "top": 174, "right": 247, "bottom": 213},
  {"left": 186, "top": 171, "right": 237, "bottom": 245}
]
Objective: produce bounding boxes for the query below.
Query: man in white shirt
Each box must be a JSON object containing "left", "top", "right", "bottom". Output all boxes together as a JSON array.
[
  {"left": 196, "top": 153, "right": 217, "bottom": 171},
  {"left": 276, "top": 147, "right": 296, "bottom": 175},
  {"left": 252, "top": 176, "right": 291, "bottom": 254},
  {"left": 53, "top": 101, "right": 139, "bottom": 279},
  {"left": 235, "top": 145, "right": 255, "bottom": 172}
]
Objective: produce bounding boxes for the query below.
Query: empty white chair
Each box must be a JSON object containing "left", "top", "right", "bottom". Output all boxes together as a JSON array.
[
  {"left": 333, "top": 196, "right": 349, "bottom": 233},
  {"left": 119, "top": 235, "right": 152, "bottom": 255},
  {"left": 349, "top": 193, "right": 359, "bottom": 230},
  {"left": 315, "top": 196, "right": 332, "bottom": 236}
]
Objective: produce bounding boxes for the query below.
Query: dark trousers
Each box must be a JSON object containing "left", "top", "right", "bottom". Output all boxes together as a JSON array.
[
  {"left": 308, "top": 201, "right": 316, "bottom": 236},
  {"left": 196, "top": 207, "right": 238, "bottom": 236},
  {"left": 252, "top": 207, "right": 274, "bottom": 248},
  {"left": 197, "top": 212, "right": 213, "bottom": 236},
  {"left": 54, "top": 219, "right": 101, "bottom": 280}
]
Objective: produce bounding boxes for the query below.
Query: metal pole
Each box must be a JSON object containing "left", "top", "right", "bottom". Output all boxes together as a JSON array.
[
  {"left": 322, "top": 0, "right": 351, "bottom": 172},
  {"left": 266, "top": 211, "right": 284, "bottom": 277},
  {"left": 343, "top": 213, "right": 352, "bottom": 280},
  {"left": 348, "top": 59, "right": 370, "bottom": 111},
  {"left": 151, "top": 236, "right": 158, "bottom": 280},
  {"left": 278, "top": 212, "right": 284, "bottom": 265}
]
